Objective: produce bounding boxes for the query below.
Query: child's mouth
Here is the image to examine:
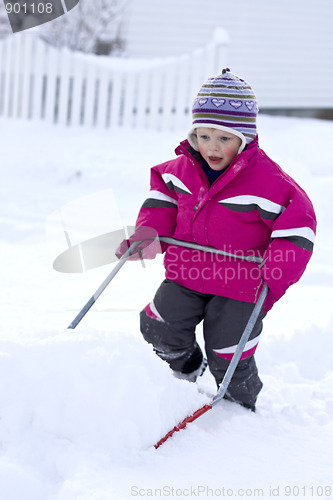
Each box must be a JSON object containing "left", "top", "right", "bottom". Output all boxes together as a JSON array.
[{"left": 208, "top": 156, "right": 222, "bottom": 164}]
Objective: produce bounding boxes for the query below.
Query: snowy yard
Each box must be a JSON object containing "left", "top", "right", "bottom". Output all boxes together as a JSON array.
[{"left": 0, "top": 115, "right": 333, "bottom": 499}]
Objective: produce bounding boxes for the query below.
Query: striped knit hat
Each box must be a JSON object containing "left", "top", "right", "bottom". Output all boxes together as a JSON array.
[{"left": 188, "top": 68, "right": 258, "bottom": 154}]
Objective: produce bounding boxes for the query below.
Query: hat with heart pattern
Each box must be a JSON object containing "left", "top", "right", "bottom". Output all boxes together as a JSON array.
[{"left": 188, "top": 68, "right": 258, "bottom": 153}]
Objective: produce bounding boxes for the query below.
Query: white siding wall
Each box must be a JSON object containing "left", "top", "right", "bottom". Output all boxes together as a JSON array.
[{"left": 123, "top": 0, "right": 333, "bottom": 108}]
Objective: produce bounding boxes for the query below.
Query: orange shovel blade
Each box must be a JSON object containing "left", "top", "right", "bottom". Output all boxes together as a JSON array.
[{"left": 154, "top": 403, "right": 212, "bottom": 449}]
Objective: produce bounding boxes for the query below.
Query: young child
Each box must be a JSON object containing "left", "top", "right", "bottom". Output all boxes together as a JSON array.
[{"left": 116, "top": 69, "right": 316, "bottom": 411}]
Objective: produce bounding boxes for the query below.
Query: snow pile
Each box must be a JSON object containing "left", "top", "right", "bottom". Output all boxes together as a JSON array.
[
  {"left": 1, "top": 115, "right": 333, "bottom": 499},
  {"left": 0, "top": 331, "right": 208, "bottom": 499},
  {"left": 0, "top": 331, "right": 206, "bottom": 448}
]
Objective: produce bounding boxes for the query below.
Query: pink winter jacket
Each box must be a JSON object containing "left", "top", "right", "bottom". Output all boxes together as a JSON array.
[{"left": 135, "top": 137, "right": 316, "bottom": 312}]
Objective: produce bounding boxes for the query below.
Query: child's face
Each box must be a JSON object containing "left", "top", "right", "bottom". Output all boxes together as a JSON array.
[{"left": 196, "top": 127, "right": 242, "bottom": 171}]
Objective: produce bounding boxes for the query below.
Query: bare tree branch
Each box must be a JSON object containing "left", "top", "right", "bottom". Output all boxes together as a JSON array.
[{"left": 40, "top": 0, "right": 130, "bottom": 54}]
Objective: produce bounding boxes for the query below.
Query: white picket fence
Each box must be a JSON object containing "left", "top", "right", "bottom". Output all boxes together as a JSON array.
[{"left": 0, "top": 29, "right": 228, "bottom": 130}]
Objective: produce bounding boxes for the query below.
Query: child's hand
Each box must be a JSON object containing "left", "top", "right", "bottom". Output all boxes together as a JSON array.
[
  {"left": 115, "top": 239, "right": 133, "bottom": 259},
  {"left": 115, "top": 227, "right": 161, "bottom": 260}
]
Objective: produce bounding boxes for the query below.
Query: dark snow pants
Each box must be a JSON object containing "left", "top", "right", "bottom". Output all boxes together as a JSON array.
[{"left": 140, "top": 279, "right": 265, "bottom": 409}]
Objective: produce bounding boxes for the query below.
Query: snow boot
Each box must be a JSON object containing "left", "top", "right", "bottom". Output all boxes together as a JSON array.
[
  {"left": 173, "top": 357, "right": 208, "bottom": 383},
  {"left": 223, "top": 391, "right": 257, "bottom": 412}
]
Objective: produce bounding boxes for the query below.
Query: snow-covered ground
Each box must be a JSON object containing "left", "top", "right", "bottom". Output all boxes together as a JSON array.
[{"left": 1, "top": 115, "right": 333, "bottom": 500}]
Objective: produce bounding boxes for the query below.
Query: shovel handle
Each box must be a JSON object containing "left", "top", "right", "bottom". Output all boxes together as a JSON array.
[{"left": 67, "top": 240, "right": 142, "bottom": 329}]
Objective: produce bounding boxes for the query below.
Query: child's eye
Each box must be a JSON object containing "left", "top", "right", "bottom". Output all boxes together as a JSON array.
[
  {"left": 220, "top": 136, "right": 230, "bottom": 142},
  {"left": 199, "top": 135, "right": 209, "bottom": 140}
]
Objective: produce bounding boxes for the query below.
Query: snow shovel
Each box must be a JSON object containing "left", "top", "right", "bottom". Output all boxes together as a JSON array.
[
  {"left": 154, "top": 282, "right": 268, "bottom": 449},
  {"left": 68, "top": 236, "right": 263, "bottom": 329}
]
